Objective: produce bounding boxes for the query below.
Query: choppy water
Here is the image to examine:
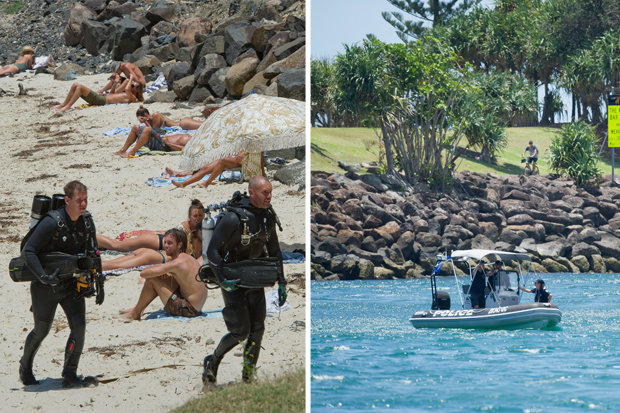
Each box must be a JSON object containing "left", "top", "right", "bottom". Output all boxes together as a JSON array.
[{"left": 311, "top": 273, "right": 620, "bottom": 412}]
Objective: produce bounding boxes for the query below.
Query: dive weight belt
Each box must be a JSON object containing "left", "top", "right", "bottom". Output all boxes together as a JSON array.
[
  {"left": 9, "top": 252, "right": 96, "bottom": 282},
  {"left": 221, "top": 257, "right": 282, "bottom": 288}
]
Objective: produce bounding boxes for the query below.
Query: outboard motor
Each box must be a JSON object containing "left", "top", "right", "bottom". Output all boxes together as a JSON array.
[
  {"left": 29, "top": 195, "right": 51, "bottom": 228},
  {"left": 432, "top": 291, "right": 451, "bottom": 310}
]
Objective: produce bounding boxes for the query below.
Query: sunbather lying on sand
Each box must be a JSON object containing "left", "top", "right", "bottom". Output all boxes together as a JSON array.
[
  {"left": 0, "top": 46, "right": 35, "bottom": 76},
  {"left": 97, "top": 73, "right": 128, "bottom": 94},
  {"left": 166, "top": 151, "right": 245, "bottom": 189},
  {"left": 97, "top": 199, "right": 205, "bottom": 256},
  {"left": 53, "top": 74, "right": 144, "bottom": 111},
  {"left": 102, "top": 248, "right": 171, "bottom": 272},
  {"left": 119, "top": 228, "right": 206, "bottom": 320}
]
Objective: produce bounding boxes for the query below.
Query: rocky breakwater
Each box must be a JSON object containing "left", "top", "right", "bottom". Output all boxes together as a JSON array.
[
  {"left": 311, "top": 171, "right": 620, "bottom": 280},
  {"left": 61, "top": 0, "right": 305, "bottom": 103}
]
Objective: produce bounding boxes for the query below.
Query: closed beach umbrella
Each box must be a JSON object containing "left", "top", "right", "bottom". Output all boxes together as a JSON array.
[{"left": 179, "top": 94, "right": 305, "bottom": 171}]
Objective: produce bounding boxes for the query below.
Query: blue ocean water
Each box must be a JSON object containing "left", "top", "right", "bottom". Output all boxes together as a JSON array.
[{"left": 311, "top": 273, "right": 620, "bottom": 412}]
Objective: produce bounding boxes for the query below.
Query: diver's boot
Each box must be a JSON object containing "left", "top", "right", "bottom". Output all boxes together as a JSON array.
[
  {"left": 202, "top": 354, "right": 221, "bottom": 384},
  {"left": 19, "top": 357, "right": 39, "bottom": 386},
  {"left": 61, "top": 372, "right": 93, "bottom": 388},
  {"left": 242, "top": 340, "right": 260, "bottom": 383}
]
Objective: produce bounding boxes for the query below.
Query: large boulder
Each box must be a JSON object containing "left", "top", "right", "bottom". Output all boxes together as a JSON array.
[
  {"left": 208, "top": 67, "right": 229, "bottom": 98},
  {"left": 80, "top": 19, "right": 113, "bottom": 55},
  {"left": 133, "top": 55, "right": 161, "bottom": 76},
  {"left": 146, "top": 0, "right": 175, "bottom": 24},
  {"left": 195, "top": 53, "right": 228, "bottom": 85},
  {"left": 64, "top": 3, "right": 96, "bottom": 46},
  {"left": 276, "top": 68, "right": 305, "bottom": 100},
  {"left": 242, "top": 71, "right": 270, "bottom": 95},
  {"left": 165, "top": 62, "right": 191, "bottom": 90},
  {"left": 224, "top": 21, "right": 257, "bottom": 64},
  {"left": 188, "top": 86, "right": 213, "bottom": 104},
  {"left": 173, "top": 75, "right": 196, "bottom": 100},
  {"left": 541, "top": 258, "right": 569, "bottom": 273},
  {"left": 604, "top": 257, "right": 620, "bottom": 273},
  {"left": 84, "top": 0, "right": 107, "bottom": 12},
  {"left": 111, "top": 17, "right": 146, "bottom": 60},
  {"left": 590, "top": 254, "right": 606, "bottom": 273},
  {"left": 225, "top": 57, "right": 259, "bottom": 97},
  {"left": 535, "top": 240, "right": 570, "bottom": 258},
  {"left": 571, "top": 255, "right": 590, "bottom": 272},
  {"left": 571, "top": 242, "right": 601, "bottom": 258},
  {"left": 178, "top": 17, "right": 212, "bottom": 47},
  {"left": 593, "top": 233, "right": 620, "bottom": 257},
  {"left": 53, "top": 63, "right": 85, "bottom": 81},
  {"left": 264, "top": 45, "right": 305, "bottom": 78},
  {"left": 273, "top": 161, "right": 305, "bottom": 186}
]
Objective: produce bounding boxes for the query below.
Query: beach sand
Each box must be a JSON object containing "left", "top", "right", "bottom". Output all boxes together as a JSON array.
[{"left": 0, "top": 72, "right": 306, "bottom": 411}]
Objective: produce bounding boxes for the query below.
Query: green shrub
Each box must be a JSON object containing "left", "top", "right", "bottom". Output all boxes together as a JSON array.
[
  {"left": 548, "top": 121, "right": 601, "bottom": 186},
  {"left": 2, "top": 1, "right": 23, "bottom": 14}
]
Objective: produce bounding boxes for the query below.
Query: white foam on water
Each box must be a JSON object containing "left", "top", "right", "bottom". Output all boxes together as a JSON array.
[{"left": 313, "top": 374, "right": 345, "bottom": 382}]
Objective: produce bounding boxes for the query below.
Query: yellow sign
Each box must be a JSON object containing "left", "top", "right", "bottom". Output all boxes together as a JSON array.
[{"left": 610, "top": 100, "right": 620, "bottom": 147}]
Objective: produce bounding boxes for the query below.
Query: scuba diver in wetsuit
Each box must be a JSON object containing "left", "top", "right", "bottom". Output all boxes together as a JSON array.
[
  {"left": 202, "top": 176, "right": 287, "bottom": 384},
  {"left": 20, "top": 181, "right": 102, "bottom": 388}
]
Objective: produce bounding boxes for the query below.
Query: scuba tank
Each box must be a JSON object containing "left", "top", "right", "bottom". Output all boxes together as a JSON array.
[
  {"left": 29, "top": 195, "right": 51, "bottom": 228},
  {"left": 201, "top": 202, "right": 226, "bottom": 259}
]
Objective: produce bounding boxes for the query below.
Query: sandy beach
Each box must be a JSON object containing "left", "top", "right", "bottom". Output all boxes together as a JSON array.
[{"left": 0, "top": 71, "right": 305, "bottom": 412}]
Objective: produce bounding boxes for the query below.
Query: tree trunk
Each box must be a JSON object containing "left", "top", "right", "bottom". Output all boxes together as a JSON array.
[
  {"left": 380, "top": 121, "right": 395, "bottom": 174},
  {"left": 540, "top": 82, "right": 551, "bottom": 125}
]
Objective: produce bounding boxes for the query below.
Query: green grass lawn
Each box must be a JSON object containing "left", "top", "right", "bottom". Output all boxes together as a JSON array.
[
  {"left": 311, "top": 126, "right": 616, "bottom": 177},
  {"left": 171, "top": 369, "right": 305, "bottom": 413}
]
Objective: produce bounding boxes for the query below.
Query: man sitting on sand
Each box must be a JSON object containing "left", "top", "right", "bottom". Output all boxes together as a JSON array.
[
  {"left": 53, "top": 74, "right": 144, "bottom": 111},
  {"left": 0, "top": 46, "right": 35, "bottom": 76},
  {"left": 166, "top": 151, "right": 245, "bottom": 188},
  {"left": 119, "top": 228, "right": 206, "bottom": 320}
]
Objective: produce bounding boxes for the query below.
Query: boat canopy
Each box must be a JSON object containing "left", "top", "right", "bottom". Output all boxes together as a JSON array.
[{"left": 451, "top": 249, "right": 531, "bottom": 263}]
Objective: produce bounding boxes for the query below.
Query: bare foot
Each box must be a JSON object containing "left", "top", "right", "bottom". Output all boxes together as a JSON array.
[
  {"left": 120, "top": 152, "right": 133, "bottom": 158},
  {"left": 165, "top": 167, "right": 176, "bottom": 176},
  {"left": 197, "top": 181, "right": 210, "bottom": 188},
  {"left": 118, "top": 308, "right": 140, "bottom": 321},
  {"left": 114, "top": 150, "right": 126, "bottom": 156},
  {"left": 172, "top": 180, "right": 184, "bottom": 188}
]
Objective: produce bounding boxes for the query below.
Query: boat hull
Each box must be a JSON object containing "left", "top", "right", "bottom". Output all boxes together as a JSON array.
[{"left": 410, "top": 303, "right": 561, "bottom": 330}]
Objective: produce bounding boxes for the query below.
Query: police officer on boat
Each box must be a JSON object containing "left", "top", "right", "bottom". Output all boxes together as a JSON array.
[
  {"left": 202, "top": 175, "right": 287, "bottom": 384},
  {"left": 19, "top": 180, "right": 102, "bottom": 388}
]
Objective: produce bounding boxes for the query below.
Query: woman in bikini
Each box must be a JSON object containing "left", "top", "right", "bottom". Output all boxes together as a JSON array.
[
  {"left": 102, "top": 247, "right": 171, "bottom": 272},
  {"left": 114, "top": 105, "right": 201, "bottom": 157},
  {"left": 0, "top": 46, "right": 35, "bottom": 76},
  {"left": 96, "top": 199, "right": 205, "bottom": 254},
  {"left": 52, "top": 74, "right": 144, "bottom": 112}
]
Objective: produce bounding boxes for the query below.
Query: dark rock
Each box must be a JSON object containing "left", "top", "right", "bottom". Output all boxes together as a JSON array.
[
  {"left": 195, "top": 53, "right": 227, "bottom": 85},
  {"left": 146, "top": 1, "right": 175, "bottom": 24},
  {"left": 593, "top": 233, "right": 620, "bottom": 257},
  {"left": 233, "top": 48, "right": 259, "bottom": 65},
  {"left": 149, "top": 21, "right": 176, "bottom": 42},
  {"left": 208, "top": 67, "right": 229, "bottom": 98},
  {"left": 277, "top": 69, "right": 306, "bottom": 101},
  {"left": 188, "top": 86, "right": 213, "bottom": 104},
  {"left": 583, "top": 206, "right": 607, "bottom": 226},
  {"left": 273, "top": 161, "right": 304, "bottom": 186},
  {"left": 541, "top": 258, "right": 569, "bottom": 273},
  {"left": 84, "top": 0, "right": 108, "bottom": 13},
  {"left": 165, "top": 62, "right": 191, "bottom": 90},
  {"left": 224, "top": 21, "right": 256, "bottom": 64},
  {"left": 148, "top": 42, "right": 180, "bottom": 62},
  {"left": 133, "top": 55, "right": 161, "bottom": 75},
  {"left": 535, "top": 240, "right": 570, "bottom": 258},
  {"left": 80, "top": 19, "right": 113, "bottom": 55},
  {"left": 470, "top": 234, "right": 494, "bottom": 250},
  {"left": 172, "top": 75, "right": 196, "bottom": 100},
  {"left": 571, "top": 242, "right": 601, "bottom": 258},
  {"left": 273, "top": 36, "right": 305, "bottom": 60},
  {"left": 416, "top": 233, "right": 442, "bottom": 248},
  {"left": 590, "top": 254, "right": 606, "bottom": 273},
  {"left": 111, "top": 17, "right": 146, "bottom": 60}
]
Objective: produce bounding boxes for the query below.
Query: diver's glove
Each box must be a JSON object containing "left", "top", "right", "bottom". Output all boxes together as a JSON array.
[
  {"left": 278, "top": 283, "right": 287, "bottom": 307},
  {"left": 95, "top": 274, "right": 105, "bottom": 305},
  {"left": 220, "top": 279, "right": 240, "bottom": 292},
  {"left": 39, "top": 268, "right": 60, "bottom": 286}
]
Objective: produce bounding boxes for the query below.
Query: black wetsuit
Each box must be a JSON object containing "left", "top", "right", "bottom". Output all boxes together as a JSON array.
[
  {"left": 470, "top": 268, "right": 487, "bottom": 308},
  {"left": 207, "top": 197, "right": 283, "bottom": 378},
  {"left": 20, "top": 207, "right": 98, "bottom": 382}
]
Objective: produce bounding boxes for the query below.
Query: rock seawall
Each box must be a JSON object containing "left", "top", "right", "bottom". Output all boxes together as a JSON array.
[{"left": 311, "top": 171, "right": 620, "bottom": 280}]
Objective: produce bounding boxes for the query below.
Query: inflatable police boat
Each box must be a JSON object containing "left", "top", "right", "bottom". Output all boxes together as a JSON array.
[{"left": 409, "top": 250, "right": 562, "bottom": 330}]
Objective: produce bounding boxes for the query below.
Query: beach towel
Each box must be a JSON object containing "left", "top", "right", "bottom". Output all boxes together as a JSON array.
[
  {"left": 103, "top": 125, "right": 195, "bottom": 137},
  {"left": 145, "top": 169, "right": 243, "bottom": 187},
  {"left": 282, "top": 251, "right": 305, "bottom": 263},
  {"left": 144, "top": 72, "right": 167, "bottom": 94},
  {"left": 144, "top": 309, "right": 223, "bottom": 321},
  {"left": 32, "top": 55, "right": 54, "bottom": 70}
]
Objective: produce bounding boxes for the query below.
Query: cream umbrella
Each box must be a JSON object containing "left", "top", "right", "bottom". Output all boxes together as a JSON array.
[{"left": 178, "top": 94, "right": 305, "bottom": 171}]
